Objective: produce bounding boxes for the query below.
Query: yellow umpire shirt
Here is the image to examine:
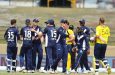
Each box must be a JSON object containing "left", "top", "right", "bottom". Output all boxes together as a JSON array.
[
  {"left": 66, "top": 29, "right": 75, "bottom": 45},
  {"left": 96, "top": 25, "right": 110, "bottom": 44}
]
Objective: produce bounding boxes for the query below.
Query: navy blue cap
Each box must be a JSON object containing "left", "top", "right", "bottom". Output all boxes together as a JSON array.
[
  {"left": 33, "top": 18, "right": 39, "bottom": 22},
  {"left": 25, "top": 19, "right": 31, "bottom": 23},
  {"left": 45, "top": 19, "right": 54, "bottom": 25},
  {"left": 79, "top": 19, "right": 85, "bottom": 23},
  {"left": 60, "top": 19, "right": 65, "bottom": 23}
]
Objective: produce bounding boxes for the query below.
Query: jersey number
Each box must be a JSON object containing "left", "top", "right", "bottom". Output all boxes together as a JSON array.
[
  {"left": 25, "top": 31, "right": 31, "bottom": 38},
  {"left": 8, "top": 32, "right": 14, "bottom": 40},
  {"left": 51, "top": 30, "right": 57, "bottom": 39}
]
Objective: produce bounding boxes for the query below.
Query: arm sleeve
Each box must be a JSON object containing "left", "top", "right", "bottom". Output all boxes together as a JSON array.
[
  {"left": 43, "top": 27, "right": 48, "bottom": 35},
  {"left": 4, "top": 28, "right": 8, "bottom": 40}
]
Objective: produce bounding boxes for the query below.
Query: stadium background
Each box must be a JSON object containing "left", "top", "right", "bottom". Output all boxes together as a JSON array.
[{"left": 0, "top": 0, "right": 115, "bottom": 74}]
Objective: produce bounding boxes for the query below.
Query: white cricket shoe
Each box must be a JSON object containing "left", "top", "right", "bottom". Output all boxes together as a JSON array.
[
  {"left": 28, "top": 70, "right": 32, "bottom": 73},
  {"left": 95, "top": 72, "right": 99, "bottom": 75},
  {"left": 42, "top": 70, "right": 47, "bottom": 73},
  {"left": 18, "top": 67, "right": 25, "bottom": 72},
  {"left": 23, "top": 70, "right": 28, "bottom": 73},
  {"left": 71, "top": 69, "right": 75, "bottom": 73},
  {"left": 49, "top": 69, "right": 55, "bottom": 74},
  {"left": 66, "top": 70, "right": 70, "bottom": 75},
  {"left": 31, "top": 70, "right": 35, "bottom": 73}
]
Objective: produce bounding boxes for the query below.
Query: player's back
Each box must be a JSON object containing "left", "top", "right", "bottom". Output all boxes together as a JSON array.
[
  {"left": 96, "top": 25, "right": 110, "bottom": 44},
  {"left": 56, "top": 27, "right": 66, "bottom": 45},
  {"left": 4, "top": 26, "right": 19, "bottom": 47},
  {"left": 80, "top": 26, "right": 90, "bottom": 38},
  {"left": 20, "top": 26, "right": 34, "bottom": 47},
  {"left": 44, "top": 26, "right": 57, "bottom": 47}
]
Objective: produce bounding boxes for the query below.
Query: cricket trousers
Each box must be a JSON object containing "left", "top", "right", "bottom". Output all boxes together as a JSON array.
[
  {"left": 32, "top": 43, "right": 43, "bottom": 70},
  {"left": 52, "top": 43, "right": 68, "bottom": 72}
]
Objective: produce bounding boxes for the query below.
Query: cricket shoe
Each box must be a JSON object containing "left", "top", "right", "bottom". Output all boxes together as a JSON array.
[
  {"left": 49, "top": 69, "right": 55, "bottom": 74},
  {"left": 94, "top": 72, "right": 99, "bottom": 75},
  {"left": 66, "top": 70, "right": 71, "bottom": 75},
  {"left": 31, "top": 70, "right": 35, "bottom": 73},
  {"left": 23, "top": 70, "right": 28, "bottom": 73},
  {"left": 70, "top": 69, "right": 76, "bottom": 73},
  {"left": 37, "top": 69, "right": 43, "bottom": 73},
  {"left": 18, "top": 67, "right": 25, "bottom": 72},
  {"left": 41, "top": 69, "right": 47, "bottom": 73},
  {"left": 28, "top": 70, "right": 32, "bottom": 73}
]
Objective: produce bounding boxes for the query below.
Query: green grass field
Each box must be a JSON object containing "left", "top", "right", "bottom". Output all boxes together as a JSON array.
[{"left": 0, "top": 71, "right": 115, "bottom": 75}]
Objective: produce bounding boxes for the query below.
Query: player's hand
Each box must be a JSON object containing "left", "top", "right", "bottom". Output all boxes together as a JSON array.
[
  {"left": 30, "top": 28, "right": 36, "bottom": 32},
  {"left": 87, "top": 50, "right": 90, "bottom": 55},
  {"left": 72, "top": 45, "right": 78, "bottom": 52}
]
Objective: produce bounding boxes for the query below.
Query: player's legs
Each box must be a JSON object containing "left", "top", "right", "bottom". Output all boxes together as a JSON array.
[
  {"left": 62, "top": 44, "right": 68, "bottom": 73},
  {"left": 46, "top": 46, "right": 53, "bottom": 69},
  {"left": 52, "top": 44, "right": 62, "bottom": 71},
  {"left": 25, "top": 47, "right": 32, "bottom": 71},
  {"left": 44, "top": 47, "right": 50, "bottom": 71},
  {"left": 19, "top": 46, "right": 26, "bottom": 68},
  {"left": 101, "top": 44, "right": 111, "bottom": 74},
  {"left": 79, "top": 53, "right": 84, "bottom": 71},
  {"left": 94, "top": 43, "right": 101, "bottom": 74},
  {"left": 66, "top": 45, "right": 72, "bottom": 72},
  {"left": 32, "top": 44, "right": 37, "bottom": 70},
  {"left": 12, "top": 47, "right": 17, "bottom": 71},
  {"left": 75, "top": 49, "right": 83, "bottom": 70},
  {"left": 70, "top": 50, "right": 76, "bottom": 70},
  {"left": 36, "top": 44, "right": 43, "bottom": 70},
  {"left": 6, "top": 46, "right": 12, "bottom": 72},
  {"left": 52, "top": 45, "right": 57, "bottom": 65},
  {"left": 82, "top": 51, "right": 91, "bottom": 71}
]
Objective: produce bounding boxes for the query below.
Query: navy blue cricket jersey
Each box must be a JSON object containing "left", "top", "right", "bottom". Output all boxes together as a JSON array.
[
  {"left": 43, "top": 26, "right": 57, "bottom": 47},
  {"left": 20, "top": 26, "right": 34, "bottom": 47},
  {"left": 33, "top": 26, "right": 42, "bottom": 44},
  {"left": 56, "top": 27, "right": 66, "bottom": 45},
  {"left": 4, "top": 26, "right": 20, "bottom": 47},
  {"left": 75, "top": 32, "right": 89, "bottom": 51},
  {"left": 80, "top": 26, "right": 90, "bottom": 39}
]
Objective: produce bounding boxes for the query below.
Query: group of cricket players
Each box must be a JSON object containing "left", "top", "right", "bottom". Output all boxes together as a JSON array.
[{"left": 4, "top": 17, "right": 111, "bottom": 75}]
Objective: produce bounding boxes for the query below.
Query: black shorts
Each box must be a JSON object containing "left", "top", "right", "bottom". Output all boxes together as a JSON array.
[{"left": 94, "top": 43, "right": 107, "bottom": 60}]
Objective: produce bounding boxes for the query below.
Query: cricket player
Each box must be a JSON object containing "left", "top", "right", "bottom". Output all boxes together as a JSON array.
[
  {"left": 78, "top": 19, "right": 91, "bottom": 73},
  {"left": 94, "top": 17, "right": 111, "bottom": 75},
  {"left": 74, "top": 26, "right": 90, "bottom": 71},
  {"left": 66, "top": 21, "right": 75, "bottom": 74},
  {"left": 32, "top": 18, "right": 43, "bottom": 71},
  {"left": 20, "top": 19, "right": 34, "bottom": 73},
  {"left": 43, "top": 19, "right": 57, "bottom": 73},
  {"left": 4, "top": 19, "right": 20, "bottom": 72},
  {"left": 52, "top": 19, "right": 68, "bottom": 73}
]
